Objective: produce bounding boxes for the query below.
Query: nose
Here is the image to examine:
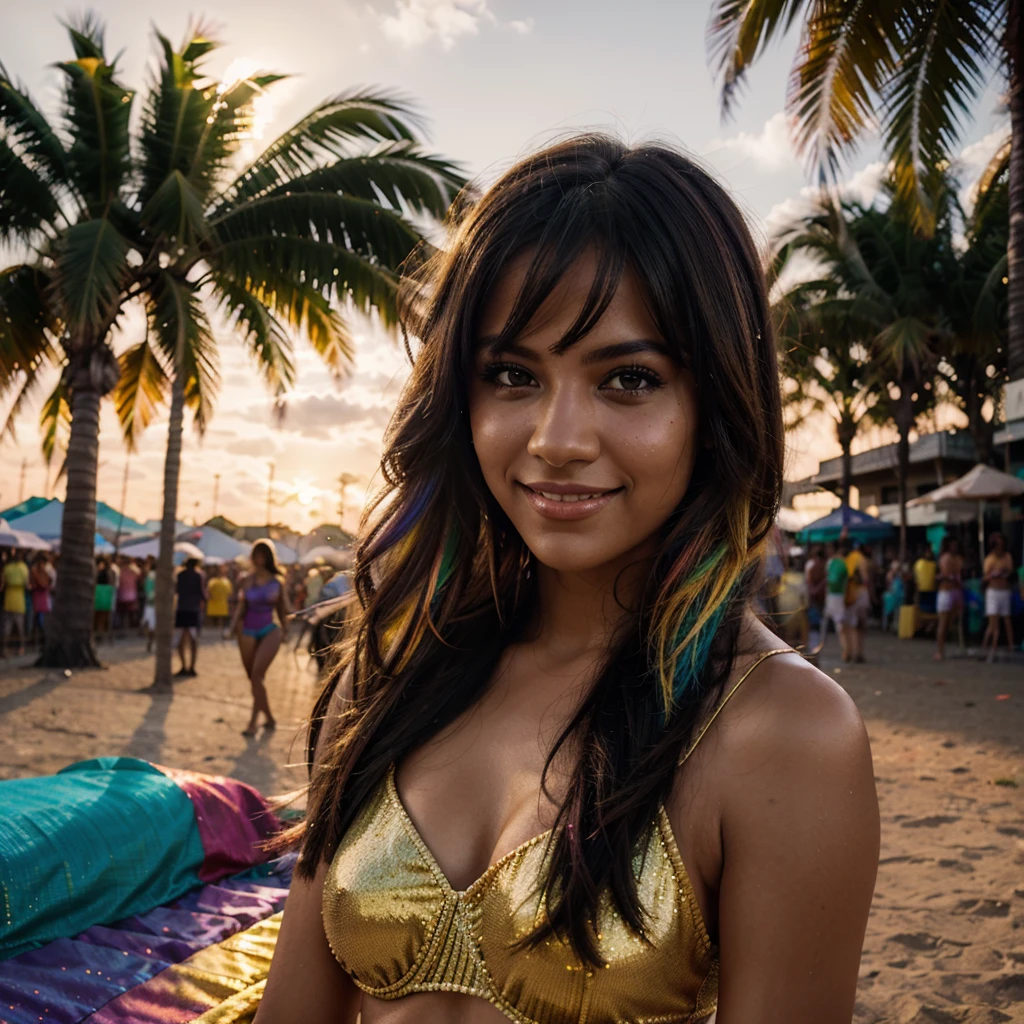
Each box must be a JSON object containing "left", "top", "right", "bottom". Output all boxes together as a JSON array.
[{"left": 526, "top": 381, "right": 600, "bottom": 467}]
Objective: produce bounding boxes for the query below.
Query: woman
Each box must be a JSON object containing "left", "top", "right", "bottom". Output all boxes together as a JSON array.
[
  {"left": 228, "top": 540, "right": 289, "bottom": 736},
  {"left": 256, "top": 137, "right": 878, "bottom": 1024},
  {"left": 29, "top": 553, "right": 54, "bottom": 643},
  {"left": 93, "top": 557, "right": 115, "bottom": 642}
]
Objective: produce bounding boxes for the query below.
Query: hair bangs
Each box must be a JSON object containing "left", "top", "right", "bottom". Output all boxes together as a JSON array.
[{"left": 477, "top": 183, "right": 629, "bottom": 357}]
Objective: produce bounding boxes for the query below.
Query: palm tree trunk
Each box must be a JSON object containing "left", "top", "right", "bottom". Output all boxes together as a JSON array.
[
  {"left": 152, "top": 370, "right": 186, "bottom": 687},
  {"left": 837, "top": 413, "right": 857, "bottom": 507},
  {"left": 894, "top": 390, "right": 914, "bottom": 564},
  {"left": 1007, "top": 0, "right": 1024, "bottom": 382},
  {"left": 37, "top": 379, "right": 102, "bottom": 668}
]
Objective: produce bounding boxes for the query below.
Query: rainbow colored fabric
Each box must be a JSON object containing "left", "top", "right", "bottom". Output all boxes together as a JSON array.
[{"left": 0, "top": 758, "right": 289, "bottom": 1024}]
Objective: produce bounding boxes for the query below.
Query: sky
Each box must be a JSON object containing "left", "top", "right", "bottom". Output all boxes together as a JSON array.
[{"left": 0, "top": 0, "right": 1009, "bottom": 531}]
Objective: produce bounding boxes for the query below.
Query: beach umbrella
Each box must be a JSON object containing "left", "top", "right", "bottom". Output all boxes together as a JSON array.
[
  {"left": 796, "top": 504, "right": 895, "bottom": 545},
  {"left": 908, "top": 463, "right": 1024, "bottom": 555}
]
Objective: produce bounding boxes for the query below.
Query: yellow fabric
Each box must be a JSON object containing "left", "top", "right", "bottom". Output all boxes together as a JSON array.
[
  {"left": 3, "top": 560, "right": 28, "bottom": 614},
  {"left": 322, "top": 648, "right": 790, "bottom": 1024},
  {"left": 913, "top": 558, "right": 936, "bottom": 593},
  {"left": 844, "top": 550, "right": 866, "bottom": 605},
  {"left": 207, "top": 577, "right": 232, "bottom": 617},
  {"left": 120, "top": 913, "right": 282, "bottom": 1024}
]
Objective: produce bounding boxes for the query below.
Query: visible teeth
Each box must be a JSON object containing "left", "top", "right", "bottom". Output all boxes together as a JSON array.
[{"left": 537, "top": 491, "right": 602, "bottom": 502}]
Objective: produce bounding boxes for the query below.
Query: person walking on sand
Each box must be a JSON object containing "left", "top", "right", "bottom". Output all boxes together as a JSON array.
[
  {"left": 824, "top": 542, "right": 850, "bottom": 658},
  {"left": 934, "top": 538, "right": 963, "bottom": 661},
  {"left": 805, "top": 544, "right": 826, "bottom": 646},
  {"left": 206, "top": 563, "right": 232, "bottom": 633},
  {"left": 228, "top": 539, "right": 290, "bottom": 736},
  {"left": 845, "top": 540, "right": 869, "bottom": 663},
  {"left": 1, "top": 549, "right": 29, "bottom": 657},
  {"left": 174, "top": 558, "right": 207, "bottom": 677},
  {"left": 981, "top": 532, "right": 1015, "bottom": 662}
]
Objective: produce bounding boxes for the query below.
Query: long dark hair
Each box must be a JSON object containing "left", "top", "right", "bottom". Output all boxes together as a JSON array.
[{"left": 297, "top": 135, "right": 783, "bottom": 966}]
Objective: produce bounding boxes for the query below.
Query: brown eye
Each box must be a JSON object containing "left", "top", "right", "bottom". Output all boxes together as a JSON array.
[
  {"left": 603, "top": 368, "right": 661, "bottom": 392},
  {"left": 497, "top": 366, "right": 536, "bottom": 385}
]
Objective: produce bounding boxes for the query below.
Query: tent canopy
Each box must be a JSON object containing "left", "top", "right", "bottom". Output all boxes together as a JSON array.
[
  {"left": 797, "top": 504, "right": 895, "bottom": 544},
  {"left": 3, "top": 498, "right": 65, "bottom": 539},
  {"left": 175, "top": 525, "right": 249, "bottom": 562},
  {"left": 907, "top": 463, "right": 1024, "bottom": 506},
  {"left": 0, "top": 496, "right": 51, "bottom": 521},
  {"left": 0, "top": 519, "right": 52, "bottom": 551}
]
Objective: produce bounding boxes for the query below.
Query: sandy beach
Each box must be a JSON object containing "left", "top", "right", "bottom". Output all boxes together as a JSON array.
[{"left": 1, "top": 630, "right": 1021, "bottom": 1022}]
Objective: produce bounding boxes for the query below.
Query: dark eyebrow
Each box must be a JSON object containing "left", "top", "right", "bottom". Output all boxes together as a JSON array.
[{"left": 477, "top": 335, "right": 674, "bottom": 363}]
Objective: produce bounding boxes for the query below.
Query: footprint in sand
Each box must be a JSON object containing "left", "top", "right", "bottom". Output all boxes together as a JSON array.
[
  {"left": 938, "top": 858, "right": 975, "bottom": 872},
  {"left": 900, "top": 815, "right": 961, "bottom": 828},
  {"left": 888, "top": 932, "right": 940, "bottom": 952}
]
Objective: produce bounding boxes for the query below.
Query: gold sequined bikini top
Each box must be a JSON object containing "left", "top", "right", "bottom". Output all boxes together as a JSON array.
[{"left": 321, "top": 648, "right": 790, "bottom": 1024}]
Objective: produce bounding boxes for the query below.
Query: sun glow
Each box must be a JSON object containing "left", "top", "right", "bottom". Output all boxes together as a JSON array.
[{"left": 219, "top": 57, "right": 276, "bottom": 142}]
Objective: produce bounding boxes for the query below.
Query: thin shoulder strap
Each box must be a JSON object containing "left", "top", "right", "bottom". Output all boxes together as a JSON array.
[{"left": 677, "top": 648, "right": 792, "bottom": 767}]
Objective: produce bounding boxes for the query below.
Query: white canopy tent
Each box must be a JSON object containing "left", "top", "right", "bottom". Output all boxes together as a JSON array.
[
  {"left": 176, "top": 525, "right": 249, "bottom": 563},
  {"left": 120, "top": 538, "right": 205, "bottom": 565},
  {"left": 908, "top": 463, "right": 1024, "bottom": 554},
  {"left": 0, "top": 519, "right": 52, "bottom": 551}
]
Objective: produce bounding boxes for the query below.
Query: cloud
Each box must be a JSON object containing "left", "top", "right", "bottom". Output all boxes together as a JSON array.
[
  {"left": 702, "top": 112, "right": 798, "bottom": 172},
  {"left": 378, "top": 0, "right": 530, "bottom": 50},
  {"left": 762, "top": 160, "right": 885, "bottom": 238}
]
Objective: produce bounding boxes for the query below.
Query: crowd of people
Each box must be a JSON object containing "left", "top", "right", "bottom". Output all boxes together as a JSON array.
[
  {"left": 0, "top": 544, "right": 346, "bottom": 658},
  {"left": 791, "top": 530, "right": 1024, "bottom": 662}
]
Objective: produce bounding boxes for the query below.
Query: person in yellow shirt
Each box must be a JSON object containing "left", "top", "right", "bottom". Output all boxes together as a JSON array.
[
  {"left": 844, "top": 540, "right": 869, "bottom": 663},
  {"left": 2, "top": 550, "right": 30, "bottom": 657},
  {"left": 206, "top": 564, "right": 233, "bottom": 633},
  {"left": 912, "top": 546, "right": 937, "bottom": 614}
]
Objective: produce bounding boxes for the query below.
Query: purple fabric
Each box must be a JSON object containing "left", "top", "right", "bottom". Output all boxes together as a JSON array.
[
  {"left": 155, "top": 766, "right": 282, "bottom": 882},
  {"left": 0, "top": 856, "right": 294, "bottom": 1024}
]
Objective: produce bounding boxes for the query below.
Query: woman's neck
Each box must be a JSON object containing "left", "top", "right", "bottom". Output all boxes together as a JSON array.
[{"left": 530, "top": 544, "right": 656, "bottom": 659}]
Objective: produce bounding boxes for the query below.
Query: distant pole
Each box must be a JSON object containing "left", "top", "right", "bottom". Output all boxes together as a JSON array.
[
  {"left": 18, "top": 458, "right": 26, "bottom": 503},
  {"left": 338, "top": 472, "right": 359, "bottom": 532},
  {"left": 113, "top": 457, "right": 130, "bottom": 554},
  {"left": 266, "top": 462, "right": 275, "bottom": 533},
  {"left": 212, "top": 474, "right": 220, "bottom": 520}
]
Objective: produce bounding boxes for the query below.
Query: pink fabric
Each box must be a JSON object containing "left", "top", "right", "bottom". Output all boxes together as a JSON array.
[{"left": 155, "top": 766, "right": 282, "bottom": 882}]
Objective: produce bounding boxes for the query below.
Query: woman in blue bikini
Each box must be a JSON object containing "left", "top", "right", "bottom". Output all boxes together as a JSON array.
[{"left": 228, "top": 539, "right": 291, "bottom": 736}]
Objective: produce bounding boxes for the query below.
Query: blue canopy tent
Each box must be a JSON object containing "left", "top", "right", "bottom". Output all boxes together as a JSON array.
[{"left": 796, "top": 504, "right": 895, "bottom": 545}]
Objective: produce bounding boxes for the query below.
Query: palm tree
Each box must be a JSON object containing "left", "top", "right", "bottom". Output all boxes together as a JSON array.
[
  {"left": 772, "top": 259, "right": 875, "bottom": 506},
  {"left": 707, "top": 0, "right": 1022, "bottom": 387},
  {"left": 0, "top": 19, "right": 465, "bottom": 669},
  {"left": 938, "top": 151, "right": 1009, "bottom": 463},
  {"left": 775, "top": 191, "right": 947, "bottom": 559}
]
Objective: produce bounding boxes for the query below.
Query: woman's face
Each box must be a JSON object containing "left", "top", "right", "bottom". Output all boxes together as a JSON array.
[
  {"left": 253, "top": 547, "right": 267, "bottom": 570},
  {"left": 469, "top": 250, "right": 700, "bottom": 575}
]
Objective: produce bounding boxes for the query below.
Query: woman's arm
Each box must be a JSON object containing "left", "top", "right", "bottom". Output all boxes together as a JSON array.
[
  {"left": 254, "top": 674, "right": 361, "bottom": 1023},
  {"left": 714, "top": 658, "right": 879, "bottom": 1024},
  {"left": 276, "top": 580, "right": 291, "bottom": 642}
]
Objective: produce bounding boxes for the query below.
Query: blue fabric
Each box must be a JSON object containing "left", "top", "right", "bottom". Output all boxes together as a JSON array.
[{"left": 0, "top": 757, "right": 205, "bottom": 959}]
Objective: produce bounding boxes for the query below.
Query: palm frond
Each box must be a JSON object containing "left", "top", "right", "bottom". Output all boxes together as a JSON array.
[
  {"left": 140, "top": 169, "right": 211, "bottom": 245},
  {"left": 788, "top": 0, "right": 897, "bottom": 181},
  {"left": 39, "top": 375, "right": 72, "bottom": 468},
  {"left": 707, "top": 0, "right": 811, "bottom": 117},
  {"left": 0, "top": 264, "right": 61, "bottom": 397},
  {"left": 209, "top": 273, "right": 296, "bottom": 396},
  {"left": 212, "top": 234, "right": 401, "bottom": 327},
  {"left": 146, "top": 272, "right": 220, "bottom": 433},
  {"left": 222, "top": 141, "right": 466, "bottom": 223},
  {"left": 0, "top": 136, "right": 64, "bottom": 241},
  {"left": 0, "top": 64, "right": 71, "bottom": 192},
  {"left": 883, "top": 0, "right": 994, "bottom": 236},
  {"left": 211, "top": 191, "right": 422, "bottom": 272},
  {"left": 112, "top": 339, "right": 170, "bottom": 450},
  {"left": 55, "top": 217, "right": 130, "bottom": 333},
  {"left": 58, "top": 54, "right": 134, "bottom": 210},
  {"left": 219, "top": 91, "right": 427, "bottom": 206}
]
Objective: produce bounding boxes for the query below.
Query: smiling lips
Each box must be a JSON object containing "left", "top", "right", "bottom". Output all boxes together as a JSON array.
[{"left": 518, "top": 481, "right": 623, "bottom": 521}]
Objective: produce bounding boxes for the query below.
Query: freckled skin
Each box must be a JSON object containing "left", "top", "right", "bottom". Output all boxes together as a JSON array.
[{"left": 469, "top": 249, "right": 699, "bottom": 576}]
